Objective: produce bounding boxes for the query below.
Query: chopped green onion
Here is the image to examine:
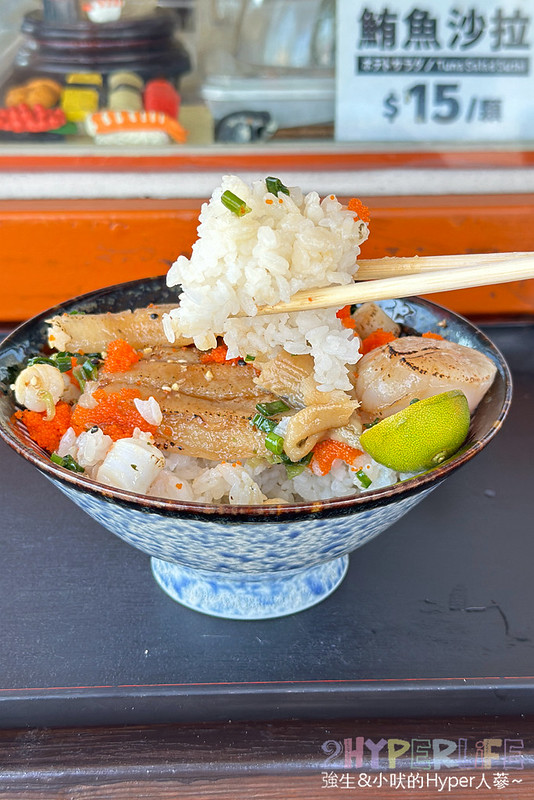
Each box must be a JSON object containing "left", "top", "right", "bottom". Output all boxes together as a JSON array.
[
  {"left": 26, "top": 351, "right": 101, "bottom": 376},
  {"left": 266, "top": 177, "right": 290, "bottom": 196},
  {"left": 284, "top": 451, "right": 313, "bottom": 478},
  {"left": 221, "top": 190, "right": 251, "bottom": 216},
  {"left": 80, "top": 358, "right": 98, "bottom": 381},
  {"left": 363, "top": 418, "right": 380, "bottom": 430},
  {"left": 251, "top": 413, "right": 277, "bottom": 434},
  {"left": 285, "top": 463, "right": 305, "bottom": 479},
  {"left": 52, "top": 352, "right": 75, "bottom": 372},
  {"left": 268, "top": 449, "right": 313, "bottom": 475},
  {"left": 72, "top": 356, "right": 101, "bottom": 389},
  {"left": 409, "top": 398, "right": 420, "bottom": 405},
  {"left": 51, "top": 453, "right": 85, "bottom": 473},
  {"left": 255, "top": 399, "right": 290, "bottom": 416},
  {"left": 68, "top": 310, "right": 86, "bottom": 315},
  {"left": 244, "top": 354, "right": 256, "bottom": 362},
  {"left": 356, "top": 469, "right": 372, "bottom": 489},
  {"left": 72, "top": 365, "right": 86, "bottom": 391},
  {"left": 27, "top": 353, "right": 73, "bottom": 373},
  {"left": 37, "top": 389, "right": 55, "bottom": 420},
  {"left": 265, "top": 431, "right": 284, "bottom": 456},
  {"left": 27, "top": 356, "right": 57, "bottom": 369}
]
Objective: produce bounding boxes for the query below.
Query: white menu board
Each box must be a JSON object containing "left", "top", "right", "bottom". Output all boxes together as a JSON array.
[{"left": 335, "top": 1, "right": 534, "bottom": 142}]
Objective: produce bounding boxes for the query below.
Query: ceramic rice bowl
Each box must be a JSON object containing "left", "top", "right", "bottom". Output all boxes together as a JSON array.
[{"left": 0, "top": 277, "right": 512, "bottom": 619}]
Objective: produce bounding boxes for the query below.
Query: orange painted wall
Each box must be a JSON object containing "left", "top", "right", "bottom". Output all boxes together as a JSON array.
[{"left": 1, "top": 194, "right": 533, "bottom": 323}]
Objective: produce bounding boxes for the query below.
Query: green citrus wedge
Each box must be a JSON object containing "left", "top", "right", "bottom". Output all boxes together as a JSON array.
[{"left": 359, "top": 390, "right": 471, "bottom": 473}]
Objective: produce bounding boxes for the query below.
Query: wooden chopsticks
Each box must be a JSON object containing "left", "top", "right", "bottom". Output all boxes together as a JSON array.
[
  {"left": 354, "top": 251, "right": 534, "bottom": 280},
  {"left": 253, "top": 252, "right": 534, "bottom": 316}
]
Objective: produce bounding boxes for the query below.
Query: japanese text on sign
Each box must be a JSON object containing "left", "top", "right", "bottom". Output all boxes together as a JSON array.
[{"left": 335, "top": 2, "right": 533, "bottom": 142}]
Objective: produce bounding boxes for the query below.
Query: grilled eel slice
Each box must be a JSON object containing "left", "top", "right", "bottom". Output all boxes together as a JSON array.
[
  {"left": 95, "top": 346, "right": 279, "bottom": 462},
  {"left": 47, "top": 305, "right": 191, "bottom": 352}
]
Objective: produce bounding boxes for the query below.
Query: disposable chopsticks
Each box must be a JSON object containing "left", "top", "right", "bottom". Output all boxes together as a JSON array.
[
  {"left": 253, "top": 252, "right": 534, "bottom": 316},
  {"left": 354, "top": 251, "right": 534, "bottom": 280}
]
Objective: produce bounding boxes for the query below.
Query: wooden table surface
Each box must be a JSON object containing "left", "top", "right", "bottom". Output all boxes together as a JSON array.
[{"left": 0, "top": 716, "right": 533, "bottom": 798}]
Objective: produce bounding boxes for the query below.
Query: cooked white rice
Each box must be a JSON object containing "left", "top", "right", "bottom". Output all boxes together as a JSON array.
[
  {"left": 57, "top": 423, "right": 399, "bottom": 504},
  {"left": 52, "top": 177, "right": 402, "bottom": 505},
  {"left": 164, "top": 175, "right": 369, "bottom": 392}
]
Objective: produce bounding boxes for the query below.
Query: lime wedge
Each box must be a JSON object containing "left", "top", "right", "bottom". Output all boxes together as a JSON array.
[{"left": 360, "top": 390, "right": 470, "bottom": 473}]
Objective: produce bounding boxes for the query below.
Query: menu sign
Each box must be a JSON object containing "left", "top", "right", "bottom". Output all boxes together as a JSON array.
[{"left": 335, "top": 1, "right": 533, "bottom": 142}]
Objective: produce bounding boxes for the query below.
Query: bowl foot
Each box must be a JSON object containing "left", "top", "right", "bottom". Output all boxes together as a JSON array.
[{"left": 150, "top": 555, "right": 349, "bottom": 620}]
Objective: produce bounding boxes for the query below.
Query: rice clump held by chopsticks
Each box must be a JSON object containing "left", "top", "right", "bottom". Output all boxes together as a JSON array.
[{"left": 164, "top": 175, "right": 370, "bottom": 391}]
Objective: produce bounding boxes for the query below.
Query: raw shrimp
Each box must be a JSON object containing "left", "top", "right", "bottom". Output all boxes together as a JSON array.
[
  {"left": 354, "top": 336, "right": 497, "bottom": 419},
  {"left": 96, "top": 435, "right": 165, "bottom": 493},
  {"left": 14, "top": 363, "right": 66, "bottom": 418}
]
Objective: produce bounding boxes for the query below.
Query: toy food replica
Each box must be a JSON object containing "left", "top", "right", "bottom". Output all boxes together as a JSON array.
[
  {"left": 108, "top": 71, "right": 144, "bottom": 112},
  {"left": 5, "top": 78, "right": 62, "bottom": 109},
  {"left": 84, "top": 110, "right": 187, "bottom": 144},
  {"left": 0, "top": 103, "right": 66, "bottom": 134},
  {"left": 143, "top": 78, "right": 180, "bottom": 118},
  {"left": 61, "top": 73, "right": 103, "bottom": 122}
]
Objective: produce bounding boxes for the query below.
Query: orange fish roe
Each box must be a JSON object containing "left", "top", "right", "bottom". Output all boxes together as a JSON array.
[
  {"left": 421, "top": 331, "right": 445, "bottom": 340},
  {"left": 347, "top": 197, "right": 371, "bottom": 224},
  {"left": 15, "top": 401, "right": 72, "bottom": 453},
  {"left": 101, "top": 338, "right": 140, "bottom": 373},
  {"left": 312, "top": 439, "right": 363, "bottom": 476},
  {"left": 71, "top": 387, "right": 157, "bottom": 441},
  {"left": 359, "top": 328, "right": 397, "bottom": 355},
  {"left": 336, "top": 304, "right": 356, "bottom": 330},
  {"left": 65, "top": 356, "right": 80, "bottom": 387},
  {"left": 200, "top": 344, "right": 241, "bottom": 365}
]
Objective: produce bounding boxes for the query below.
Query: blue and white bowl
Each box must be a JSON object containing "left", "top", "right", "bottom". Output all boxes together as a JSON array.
[{"left": 0, "top": 278, "right": 512, "bottom": 619}]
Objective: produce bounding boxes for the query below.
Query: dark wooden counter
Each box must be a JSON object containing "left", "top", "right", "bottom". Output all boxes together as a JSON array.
[{"left": 1, "top": 717, "right": 534, "bottom": 798}]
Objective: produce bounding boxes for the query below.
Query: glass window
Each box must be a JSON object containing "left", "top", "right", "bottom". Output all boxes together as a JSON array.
[
  {"left": 1, "top": 3, "right": 533, "bottom": 322},
  {"left": 0, "top": 0, "right": 533, "bottom": 173}
]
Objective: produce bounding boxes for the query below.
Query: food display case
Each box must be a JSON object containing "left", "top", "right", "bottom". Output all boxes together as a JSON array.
[{"left": 0, "top": 0, "right": 533, "bottom": 324}]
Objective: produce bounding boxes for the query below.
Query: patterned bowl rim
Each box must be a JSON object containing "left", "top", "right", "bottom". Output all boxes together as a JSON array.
[{"left": 0, "top": 276, "right": 513, "bottom": 523}]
